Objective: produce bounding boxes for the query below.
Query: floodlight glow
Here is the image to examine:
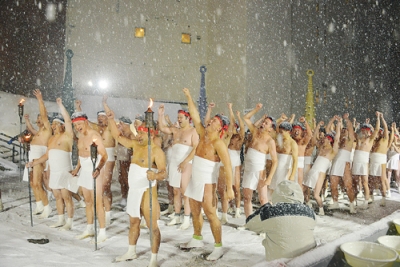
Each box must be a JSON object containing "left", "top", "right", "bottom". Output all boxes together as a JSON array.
[
  {"left": 88, "top": 80, "right": 93, "bottom": 87},
  {"left": 99, "top": 80, "right": 108, "bottom": 89}
]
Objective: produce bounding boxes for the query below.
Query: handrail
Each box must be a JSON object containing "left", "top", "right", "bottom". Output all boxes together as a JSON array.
[{"left": 0, "top": 133, "right": 23, "bottom": 163}]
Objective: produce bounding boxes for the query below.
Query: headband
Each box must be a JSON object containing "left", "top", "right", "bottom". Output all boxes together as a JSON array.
[
  {"left": 72, "top": 117, "right": 87, "bottom": 123},
  {"left": 326, "top": 135, "right": 334, "bottom": 146},
  {"left": 97, "top": 111, "right": 106, "bottom": 116},
  {"left": 53, "top": 118, "right": 65, "bottom": 124}
]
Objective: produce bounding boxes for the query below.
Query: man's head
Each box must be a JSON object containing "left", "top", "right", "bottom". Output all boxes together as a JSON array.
[
  {"left": 325, "top": 133, "right": 335, "bottom": 147},
  {"left": 97, "top": 110, "right": 107, "bottom": 126},
  {"left": 208, "top": 114, "right": 229, "bottom": 138},
  {"left": 136, "top": 125, "right": 156, "bottom": 145},
  {"left": 71, "top": 112, "right": 89, "bottom": 134},
  {"left": 360, "top": 123, "right": 373, "bottom": 137},
  {"left": 259, "top": 116, "right": 276, "bottom": 132},
  {"left": 35, "top": 114, "right": 48, "bottom": 127},
  {"left": 278, "top": 121, "right": 292, "bottom": 134},
  {"left": 291, "top": 122, "right": 305, "bottom": 140},
  {"left": 51, "top": 115, "right": 65, "bottom": 133},
  {"left": 177, "top": 109, "right": 191, "bottom": 127},
  {"left": 134, "top": 114, "right": 144, "bottom": 129}
]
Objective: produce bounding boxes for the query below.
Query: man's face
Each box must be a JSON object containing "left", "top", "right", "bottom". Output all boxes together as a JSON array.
[
  {"left": 51, "top": 121, "right": 64, "bottom": 133},
  {"left": 36, "top": 115, "right": 43, "bottom": 127},
  {"left": 73, "top": 120, "right": 87, "bottom": 134},
  {"left": 259, "top": 118, "right": 273, "bottom": 132},
  {"left": 136, "top": 129, "right": 148, "bottom": 145},
  {"left": 134, "top": 120, "right": 142, "bottom": 129},
  {"left": 207, "top": 116, "right": 222, "bottom": 133},
  {"left": 361, "top": 128, "right": 372, "bottom": 137},
  {"left": 97, "top": 114, "right": 107, "bottom": 126},
  {"left": 291, "top": 127, "right": 303, "bottom": 140},
  {"left": 177, "top": 113, "right": 188, "bottom": 127}
]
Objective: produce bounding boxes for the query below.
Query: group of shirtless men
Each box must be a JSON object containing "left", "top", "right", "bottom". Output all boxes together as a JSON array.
[{"left": 22, "top": 88, "right": 400, "bottom": 266}]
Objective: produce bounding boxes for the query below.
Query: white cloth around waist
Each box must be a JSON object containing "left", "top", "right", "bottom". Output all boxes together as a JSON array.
[
  {"left": 229, "top": 149, "right": 241, "bottom": 167},
  {"left": 269, "top": 154, "right": 292, "bottom": 191},
  {"left": 48, "top": 149, "right": 72, "bottom": 190},
  {"left": 106, "top": 147, "right": 116, "bottom": 162},
  {"left": 168, "top": 144, "right": 193, "bottom": 188},
  {"left": 184, "top": 156, "right": 219, "bottom": 202},
  {"left": 303, "top": 156, "right": 331, "bottom": 189},
  {"left": 369, "top": 152, "right": 387, "bottom": 176},
  {"left": 77, "top": 156, "right": 101, "bottom": 190}
]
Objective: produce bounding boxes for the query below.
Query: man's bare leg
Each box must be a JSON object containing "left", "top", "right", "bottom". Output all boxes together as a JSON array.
[
  {"left": 203, "top": 183, "right": 224, "bottom": 261},
  {"left": 217, "top": 167, "right": 229, "bottom": 224},
  {"left": 50, "top": 189, "right": 65, "bottom": 228},
  {"left": 32, "top": 164, "right": 50, "bottom": 218},
  {"left": 361, "top": 174, "right": 370, "bottom": 206},
  {"left": 313, "top": 173, "right": 327, "bottom": 215},
  {"left": 115, "top": 216, "right": 140, "bottom": 262},
  {"left": 142, "top": 186, "right": 161, "bottom": 255},
  {"left": 342, "top": 163, "right": 356, "bottom": 213},
  {"left": 180, "top": 164, "right": 192, "bottom": 229},
  {"left": 297, "top": 168, "right": 304, "bottom": 188},
  {"left": 328, "top": 175, "right": 340, "bottom": 210},
  {"left": 243, "top": 188, "right": 254, "bottom": 218},
  {"left": 60, "top": 188, "right": 74, "bottom": 230},
  {"left": 379, "top": 164, "right": 387, "bottom": 206},
  {"left": 103, "top": 161, "right": 115, "bottom": 226},
  {"left": 233, "top": 165, "right": 242, "bottom": 218},
  {"left": 168, "top": 187, "right": 182, "bottom": 225}
]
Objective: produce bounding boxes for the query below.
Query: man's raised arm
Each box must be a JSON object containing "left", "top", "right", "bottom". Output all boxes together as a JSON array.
[{"left": 183, "top": 88, "right": 204, "bottom": 136}]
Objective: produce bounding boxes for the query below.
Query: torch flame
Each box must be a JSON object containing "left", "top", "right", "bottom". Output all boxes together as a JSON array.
[
  {"left": 19, "top": 99, "right": 25, "bottom": 105},
  {"left": 148, "top": 98, "right": 153, "bottom": 109}
]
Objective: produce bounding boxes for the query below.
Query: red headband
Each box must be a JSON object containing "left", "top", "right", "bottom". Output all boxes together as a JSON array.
[
  {"left": 72, "top": 117, "right": 87, "bottom": 123},
  {"left": 215, "top": 116, "right": 228, "bottom": 138},
  {"left": 326, "top": 135, "right": 334, "bottom": 145},
  {"left": 293, "top": 125, "right": 303, "bottom": 130},
  {"left": 178, "top": 110, "right": 192, "bottom": 123},
  {"left": 137, "top": 125, "right": 158, "bottom": 135}
]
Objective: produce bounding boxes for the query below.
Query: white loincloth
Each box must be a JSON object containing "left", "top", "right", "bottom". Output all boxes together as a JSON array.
[
  {"left": 304, "top": 156, "right": 312, "bottom": 165},
  {"left": 293, "top": 157, "right": 305, "bottom": 183},
  {"left": 242, "top": 148, "right": 268, "bottom": 190},
  {"left": 168, "top": 144, "right": 192, "bottom": 188},
  {"left": 106, "top": 147, "right": 116, "bottom": 162},
  {"left": 369, "top": 153, "right": 387, "bottom": 176},
  {"left": 229, "top": 149, "right": 241, "bottom": 186},
  {"left": 184, "top": 156, "right": 219, "bottom": 202},
  {"left": 48, "top": 149, "right": 72, "bottom": 190},
  {"left": 77, "top": 156, "right": 101, "bottom": 190},
  {"left": 387, "top": 151, "right": 399, "bottom": 170},
  {"left": 126, "top": 164, "right": 156, "bottom": 218},
  {"left": 269, "top": 154, "right": 293, "bottom": 191},
  {"left": 116, "top": 144, "right": 130, "bottom": 161},
  {"left": 351, "top": 150, "right": 369, "bottom": 176},
  {"left": 266, "top": 154, "right": 271, "bottom": 160},
  {"left": 350, "top": 148, "right": 355, "bottom": 162},
  {"left": 303, "top": 156, "right": 331, "bottom": 189},
  {"left": 330, "top": 149, "right": 352, "bottom": 177},
  {"left": 25, "top": 145, "right": 48, "bottom": 177}
]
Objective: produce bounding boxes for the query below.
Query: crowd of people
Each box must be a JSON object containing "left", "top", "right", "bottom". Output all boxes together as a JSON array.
[{"left": 16, "top": 88, "right": 400, "bottom": 265}]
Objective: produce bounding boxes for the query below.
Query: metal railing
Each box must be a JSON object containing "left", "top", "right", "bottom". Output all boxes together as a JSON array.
[{"left": 0, "top": 132, "right": 23, "bottom": 163}]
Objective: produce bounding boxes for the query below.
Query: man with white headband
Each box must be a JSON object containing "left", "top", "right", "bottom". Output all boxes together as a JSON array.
[
  {"left": 70, "top": 111, "right": 108, "bottom": 242},
  {"left": 180, "top": 88, "right": 234, "bottom": 261},
  {"left": 75, "top": 96, "right": 116, "bottom": 226},
  {"left": 24, "top": 89, "right": 53, "bottom": 219},
  {"left": 27, "top": 98, "right": 75, "bottom": 230}
]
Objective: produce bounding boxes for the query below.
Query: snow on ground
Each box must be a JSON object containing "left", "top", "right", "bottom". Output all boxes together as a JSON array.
[{"left": 1, "top": 168, "right": 400, "bottom": 267}]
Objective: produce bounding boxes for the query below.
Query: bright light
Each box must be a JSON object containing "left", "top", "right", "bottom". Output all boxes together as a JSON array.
[
  {"left": 98, "top": 80, "right": 108, "bottom": 89},
  {"left": 88, "top": 80, "right": 93, "bottom": 87}
]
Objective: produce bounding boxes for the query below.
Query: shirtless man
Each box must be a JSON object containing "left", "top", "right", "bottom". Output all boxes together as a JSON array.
[
  {"left": 303, "top": 117, "right": 341, "bottom": 215},
  {"left": 269, "top": 121, "right": 298, "bottom": 193},
  {"left": 328, "top": 113, "right": 356, "bottom": 213},
  {"left": 75, "top": 97, "right": 116, "bottom": 225},
  {"left": 227, "top": 109, "right": 245, "bottom": 219},
  {"left": 115, "top": 116, "right": 135, "bottom": 208},
  {"left": 180, "top": 88, "right": 234, "bottom": 261},
  {"left": 25, "top": 89, "right": 53, "bottom": 218},
  {"left": 368, "top": 113, "right": 389, "bottom": 206},
  {"left": 352, "top": 112, "right": 381, "bottom": 209},
  {"left": 291, "top": 117, "right": 312, "bottom": 188},
  {"left": 242, "top": 103, "right": 278, "bottom": 218},
  {"left": 387, "top": 124, "right": 400, "bottom": 197},
  {"left": 107, "top": 110, "right": 166, "bottom": 267},
  {"left": 158, "top": 104, "right": 199, "bottom": 230},
  {"left": 71, "top": 112, "right": 108, "bottom": 242},
  {"left": 28, "top": 98, "right": 75, "bottom": 229},
  {"left": 204, "top": 102, "right": 233, "bottom": 224}
]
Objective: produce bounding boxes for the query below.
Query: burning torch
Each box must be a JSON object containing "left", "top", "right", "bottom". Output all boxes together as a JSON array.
[{"left": 90, "top": 139, "right": 98, "bottom": 251}]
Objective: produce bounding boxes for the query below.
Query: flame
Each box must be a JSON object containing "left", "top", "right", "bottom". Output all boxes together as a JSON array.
[
  {"left": 19, "top": 99, "right": 25, "bottom": 105},
  {"left": 148, "top": 98, "right": 153, "bottom": 109}
]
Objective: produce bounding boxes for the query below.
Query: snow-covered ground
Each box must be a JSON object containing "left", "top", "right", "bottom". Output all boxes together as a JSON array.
[{"left": 1, "top": 167, "right": 400, "bottom": 267}]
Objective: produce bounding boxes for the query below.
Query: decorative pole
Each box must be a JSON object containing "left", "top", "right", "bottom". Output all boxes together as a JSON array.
[
  {"left": 198, "top": 65, "right": 207, "bottom": 125},
  {"left": 23, "top": 130, "right": 33, "bottom": 227},
  {"left": 18, "top": 99, "right": 25, "bottom": 180},
  {"left": 90, "top": 140, "right": 98, "bottom": 251},
  {"left": 305, "top": 70, "right": 316, "bottom": 128},
  {"left": 62, "top": 49, "right": 75, "bottom": 115},
  {"left": 144, "top": 98, "right": 154, "bottom": 249}
]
